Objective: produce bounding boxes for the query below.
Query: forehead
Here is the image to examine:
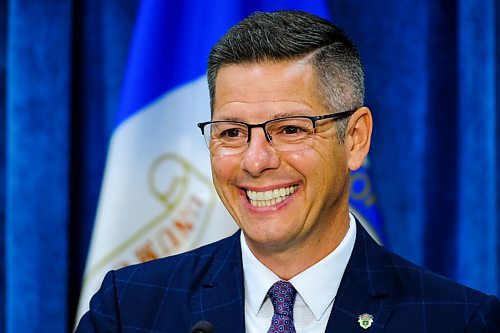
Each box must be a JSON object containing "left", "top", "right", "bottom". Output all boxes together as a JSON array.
[{"left": 213, "top": 60, "right": 325, "bottom": 120}]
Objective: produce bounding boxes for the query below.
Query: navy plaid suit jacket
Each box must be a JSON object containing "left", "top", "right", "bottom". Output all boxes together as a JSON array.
[{"left": 76, "top": 221, "right": 500, "bottom": 332}]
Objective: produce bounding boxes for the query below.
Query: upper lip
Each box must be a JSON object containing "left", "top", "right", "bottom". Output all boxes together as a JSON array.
[{"left": 240, "top": 183, "right": 298, "bottom": 192}]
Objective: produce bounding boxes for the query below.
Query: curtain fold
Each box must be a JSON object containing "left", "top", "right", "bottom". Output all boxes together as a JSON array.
[
  {"left": 6, "top": 2, "right": 72, "bottom": 332},
  {"left": 0, "top": 2, "right": 7, "bottom": 332},
  {"left": 456, "top": 0, "right": 498, "bottom": 294},
  {"left": 68, "top": 0, "right": 139, "bottom": 325}
]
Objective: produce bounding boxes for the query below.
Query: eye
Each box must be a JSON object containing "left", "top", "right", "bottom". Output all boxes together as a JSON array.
[
  {"left": 212, "top": 122, "right": 248, "bottom": 141},
  {"left": 276, "top": 124, "right": 310, "bottom": 136},
  {"left": 221, "top": 128, "right": 242, "bottom": 138},
  {"left": 282, "top": 126, "right": 304, "bottom": 135},
  {"left": 267, "top": 118, "right": 312, "bottom": 140}
]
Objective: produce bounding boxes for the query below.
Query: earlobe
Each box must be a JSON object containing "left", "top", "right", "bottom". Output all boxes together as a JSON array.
[{"left": 346, "top": 107, "right": 373, "bottom": 171}]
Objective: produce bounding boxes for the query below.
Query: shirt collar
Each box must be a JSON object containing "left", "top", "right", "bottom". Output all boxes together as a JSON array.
[
  {"left": 240, "top": 231, "right": 280, "bottom": 316},
  {"left": 241, "top": 213, "right": 357, "bottom": 320}
]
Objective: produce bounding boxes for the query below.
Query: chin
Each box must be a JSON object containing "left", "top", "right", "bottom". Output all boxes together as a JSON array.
[{"left": 243, "top": 225, "right": 296, "bottom": 247}]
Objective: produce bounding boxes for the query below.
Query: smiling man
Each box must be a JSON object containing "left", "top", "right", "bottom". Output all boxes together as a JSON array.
[
  {"left": 207, "top": 59, "right": 364, "bottom": 280},
  {"left": 76, "top": 10, "right": 499, "bottom": 333}
]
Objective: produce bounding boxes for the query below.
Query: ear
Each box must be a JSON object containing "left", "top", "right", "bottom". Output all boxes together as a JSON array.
[{"left": 344, "top": 107, "right": 372, "bottom": 171}]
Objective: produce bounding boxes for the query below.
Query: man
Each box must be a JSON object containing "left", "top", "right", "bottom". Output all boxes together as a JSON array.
[{"left": 76, "top": 10, "right": 499, "bottom": 332}]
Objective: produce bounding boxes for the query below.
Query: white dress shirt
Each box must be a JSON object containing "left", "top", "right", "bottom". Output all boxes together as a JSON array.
[{"left": 241, "top": 213, "right": 356, "bottom": 333}]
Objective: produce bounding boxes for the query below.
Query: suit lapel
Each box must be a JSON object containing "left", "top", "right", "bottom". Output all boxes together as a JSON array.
[
  {"left": 190, "top": 221, "right": 393, "bottom": 332},
  {"left": 325, "top": 221, "right": 392, "bottom": 332},
  {"left": 191, "top": 231, "right": 246, "bottom": 332}
]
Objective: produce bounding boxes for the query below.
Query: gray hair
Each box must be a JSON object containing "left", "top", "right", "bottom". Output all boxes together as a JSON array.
[{"left": 207, "top": 10, "right": 364, "bottom": 141}]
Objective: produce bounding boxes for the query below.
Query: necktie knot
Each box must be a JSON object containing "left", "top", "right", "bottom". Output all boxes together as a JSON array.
[{"left": 267, "top": 280, "right": 297, "bottom": 333}]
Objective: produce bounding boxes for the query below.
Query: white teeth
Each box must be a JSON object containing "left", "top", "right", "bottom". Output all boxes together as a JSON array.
[
  {"left": 264, "top": 191, "right": 273, "bottom": 200},
  {"left": 246, "top": 186, "right": 298, "bottom": 207}
]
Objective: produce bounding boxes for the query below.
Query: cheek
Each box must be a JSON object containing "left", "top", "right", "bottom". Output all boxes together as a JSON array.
[
  {"left": 211, "top": 155, "right": 239, "bottom": 184},
  {"left": 286, "top": 146, "right": 346, "bottom": 185},
  {"left": 285, "top": 150, "right": 324, "bottom": 173}
]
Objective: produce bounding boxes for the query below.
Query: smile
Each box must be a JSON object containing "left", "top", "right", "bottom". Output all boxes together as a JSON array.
[{"left": 246, "top": 185, "right": 298, "bottom": 207}]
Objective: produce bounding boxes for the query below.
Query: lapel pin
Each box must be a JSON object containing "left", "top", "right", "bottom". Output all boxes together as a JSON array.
[{"left": 357, "top": 313, "right": 374, "bottom": 329}]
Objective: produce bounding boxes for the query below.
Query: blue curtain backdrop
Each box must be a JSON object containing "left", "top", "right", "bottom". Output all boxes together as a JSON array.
[
  {"left": 2, "top": 1, "right": 139, "bottom": 332},
  {"left": 0, "top": 0, "right": 498, "bottom": 332}
]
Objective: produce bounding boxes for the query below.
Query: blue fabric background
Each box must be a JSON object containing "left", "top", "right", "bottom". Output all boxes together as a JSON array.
[{"left": 0, "top": 0, "right": 498, "bottom": 332}]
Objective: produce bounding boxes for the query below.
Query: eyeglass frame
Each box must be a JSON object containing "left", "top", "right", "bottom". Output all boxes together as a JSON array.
[{"left": 196, "top": 108, "right": 357, "bottom": 151}]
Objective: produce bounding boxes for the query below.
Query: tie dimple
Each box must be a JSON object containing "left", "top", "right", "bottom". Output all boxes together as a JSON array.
[{"left": 267, "top": 280, "right": 297, "bottom": 333}]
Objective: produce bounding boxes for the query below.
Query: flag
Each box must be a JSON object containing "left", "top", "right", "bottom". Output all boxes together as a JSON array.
[
  {"left": 76, "top": 0, "right": 383, "bottom": 321},
  {"left": 349, "top": 160, "right": 386, "bottom": 244}
]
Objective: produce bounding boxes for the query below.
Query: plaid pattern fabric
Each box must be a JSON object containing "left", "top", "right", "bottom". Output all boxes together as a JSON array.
[
  {"left": 75, "top": 221, "right": 500, "bottom": 333},
  {"left": 267, "top": 281, "right": 297, "bottom": 333}
]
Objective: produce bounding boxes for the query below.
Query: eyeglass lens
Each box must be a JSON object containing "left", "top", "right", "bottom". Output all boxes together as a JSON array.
[{"left": 204, "top": 117, "right": 316, "bottom": 155}]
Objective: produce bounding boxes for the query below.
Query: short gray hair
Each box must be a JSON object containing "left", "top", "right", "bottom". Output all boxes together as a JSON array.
[{"left": 207, "top": 10, "right": 364, "bottom": 141}]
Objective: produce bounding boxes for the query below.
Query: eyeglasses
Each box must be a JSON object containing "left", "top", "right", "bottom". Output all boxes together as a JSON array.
[{"left": 197, "top": 109, "right": 356, "bottom": 155}]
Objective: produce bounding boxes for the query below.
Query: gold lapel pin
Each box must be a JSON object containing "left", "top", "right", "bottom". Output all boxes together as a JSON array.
[{"left": 357, "top": 313, "right": 374, "bottom": 329}]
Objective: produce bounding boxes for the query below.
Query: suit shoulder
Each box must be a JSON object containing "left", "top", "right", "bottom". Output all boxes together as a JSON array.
[
  {"left": 380, "top": 246, "right": 494, "bottom": 304},
  {"left": 114, "top": 233, "right": 240, "bottom": 285},
  {"left": 379, "top": 247, "right": 500, "bottom": 330}
]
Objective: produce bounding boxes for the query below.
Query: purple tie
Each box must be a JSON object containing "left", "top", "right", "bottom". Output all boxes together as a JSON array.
[{"left": 267, "top": 280, "right": 297, "bottom": 333}]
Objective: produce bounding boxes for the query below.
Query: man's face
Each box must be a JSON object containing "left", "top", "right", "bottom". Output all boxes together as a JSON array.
[{"left": 211, "top": 59, "right": 352, "bottom": 255}]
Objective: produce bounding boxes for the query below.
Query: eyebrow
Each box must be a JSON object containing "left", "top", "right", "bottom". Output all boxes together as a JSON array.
[
  {"left": 271, "top": 112, "right": 301, "bottom": 119},
  {"left": 214, "top": 111, "right": 311, "bottom": 123},
  {"left": 213, "top": 116, "right": 243, "bottom": 122}
]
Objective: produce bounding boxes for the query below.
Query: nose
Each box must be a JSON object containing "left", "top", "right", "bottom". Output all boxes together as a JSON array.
[{"left": 241, "top": 127, "right": 280, "bottom": 176}]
